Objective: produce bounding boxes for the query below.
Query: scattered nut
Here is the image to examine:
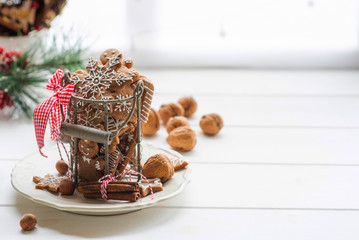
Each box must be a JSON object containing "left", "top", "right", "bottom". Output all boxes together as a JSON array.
[
  {"left": 178, "top": 96, "right": 197, "bottom": 117},
  {"left": 200, "top": 113, "right": 223, "bottom": 136},
  {"left": 142, "top": 154, "right": 174, "bottom": 182},
  {"left": 55, "top": 160, "right": 68, "bottom": 175},
  {"left": 142, "top": 108, "right": 160, "bottom": 136},
  {"left": 20, "top": 214, "right": 37, "bottom": 231},
  {"left": 158, "top": 103, "right": 184, "bottom": 124},
  {"left": 167, "top": 126, "right": 196, "bottom": 151},
  {"left": 166, "top": 116, "right": 190, "bottom": 134},
  {"left": 59, "top": 179, "right": 75, "bottom": 195}
]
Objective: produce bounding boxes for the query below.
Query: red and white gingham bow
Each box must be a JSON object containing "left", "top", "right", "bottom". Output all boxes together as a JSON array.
[{"left": 33, "top": 69, "right": 74, "bottom": 157}]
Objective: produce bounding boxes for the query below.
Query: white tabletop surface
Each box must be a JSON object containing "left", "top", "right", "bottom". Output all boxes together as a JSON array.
[{"left": 1, "top": 69, "right": 359, "bottom": 239}]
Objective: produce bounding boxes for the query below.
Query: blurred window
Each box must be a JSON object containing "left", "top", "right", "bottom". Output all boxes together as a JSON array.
[{"left": 58, "top": 0, "right": 359, "bottom": 67}]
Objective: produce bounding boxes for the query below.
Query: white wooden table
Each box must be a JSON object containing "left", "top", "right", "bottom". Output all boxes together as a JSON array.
[{"left": 1, "top": 69, "right": 359, "bottom": 239}]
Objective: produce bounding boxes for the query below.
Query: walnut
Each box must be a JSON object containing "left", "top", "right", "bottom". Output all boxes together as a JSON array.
[
  {"left": 199, "top": 113, "right": 223, "bottom": 136},
  {"left": 166, "top": 116, "right": 190, "bottom": 133},
  {"left": 178, "top": 96, "right": 197, "bottom": 117},
  {"left": 158, "top": 103, "right": 184, "bottom": 124},
  {"left": 142, "top": 154, "right": 174, "bottom": 182},
  {"left": 167, "top": 126, "right": 196, "bottom": 151},
  {"left": 142, "top": 108, "right": 160, "bottom": 136}
]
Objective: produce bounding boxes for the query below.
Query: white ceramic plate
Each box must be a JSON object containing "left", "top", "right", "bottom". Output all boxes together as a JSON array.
[{"left": 11, "top": 143, "right": 190, "bottom": 215}]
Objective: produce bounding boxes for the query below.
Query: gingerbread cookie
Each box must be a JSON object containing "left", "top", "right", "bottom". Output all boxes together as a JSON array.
[
  {"left": 78, "top": 139, "right": 99, "bottom": 158},
  {"left": 78, "top": 155, "right": 103, "bottom": 182},
  {"left": 33, "top": 174, "right": 67, "bottom": 192},
  {"left": 139, "top": 178, "right": 164, "bottom": 197},
  {"left": 171, "top": 158, "right": 189, "bottom": 171}
]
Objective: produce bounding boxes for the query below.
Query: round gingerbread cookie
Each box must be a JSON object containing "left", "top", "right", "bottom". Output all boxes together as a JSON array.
[{"left": 78, "top": 139, "right": 99, "bottom": 158}]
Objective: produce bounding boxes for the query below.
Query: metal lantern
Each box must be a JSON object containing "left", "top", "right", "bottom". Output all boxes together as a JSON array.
[{"left": 60, "top": 72, "right": 144, "bottom": 186}]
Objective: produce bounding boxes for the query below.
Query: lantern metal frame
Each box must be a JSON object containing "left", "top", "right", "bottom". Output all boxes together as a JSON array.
[{"left": 60, "top": 73, "right": 144, "bottom": 186}]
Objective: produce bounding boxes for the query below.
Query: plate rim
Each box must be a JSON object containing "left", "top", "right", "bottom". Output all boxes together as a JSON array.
[{"left": 11, "top": 143, "right": 191, "bottom": 214}]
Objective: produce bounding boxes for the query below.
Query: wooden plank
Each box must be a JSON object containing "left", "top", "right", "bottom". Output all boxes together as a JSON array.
[
  {"left": 4, "top": 160, "right": 359, "bottom": 210},
  {"left": 1, "top": 205, "right": 359, "bottom": 239},
  {"left": 158, "top": 163, "right": 359, "bottom": 210},
  {"left": 151, "top": 95, "right": 359, "bottom": 127},
  {"left": 144, "top": 69, "right": 359, "bottom": 95},
  {"left": 144, "top": 126, "right": 359, "bottom": 165},
  {"left": 0, "top": 121, "right": 54, "bottom": 160}
]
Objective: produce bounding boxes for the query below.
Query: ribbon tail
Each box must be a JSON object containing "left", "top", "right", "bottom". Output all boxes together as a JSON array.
[
  {"left": 39, "top": 149, "right": 48, "bottom": 158},
  {"left": 33, "top": 96, "right": 57, "bottom": 157}
]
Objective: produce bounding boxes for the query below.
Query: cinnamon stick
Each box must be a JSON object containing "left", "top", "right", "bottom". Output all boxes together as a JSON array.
[
  {"left": 78, "top": 181, "right": 139, "bottom": 187},
  {"left": 84, "top": 192, "right": 141, "bottom": 202},
  {"left": 78, "top": 183, "right": 139, "bottom": 194},
  {"left": 117, "top": 128, "right": 138, "bottom": 176}
]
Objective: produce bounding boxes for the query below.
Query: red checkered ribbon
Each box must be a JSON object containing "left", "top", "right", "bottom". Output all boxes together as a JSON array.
[
  {"left": 98, "top": 170, "right": 154, "bottom": 200},
  {"left": 33, "top": 69, "right": 74, "bottom": 157}
]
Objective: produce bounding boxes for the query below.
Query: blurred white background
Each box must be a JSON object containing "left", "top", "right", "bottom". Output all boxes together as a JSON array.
[{"left": 53, "top": 0, "right": 359, "bottom": 68}]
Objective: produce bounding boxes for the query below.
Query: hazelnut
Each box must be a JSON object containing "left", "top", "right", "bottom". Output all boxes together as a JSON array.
[
  {"left": 142, "top": 154, "right": 174, "bottom": 182},
  {"left": 55, "top": 160, "right": 68, "bottom": 175},
  {"left": 167, "top": 126, "right": 196, "bottom": 151},
  {"left": 166, "top": 116, "right": 190, "bottom": 134},
  {"left": 200, "top": 113, "right": 223, "bottom": 136},
  {"left": 59, "top": 179, "right": 75, "bottom": 195},
  {"left": 178, "top": 96, "right": 197, "bottom": 117},
  {"left": 158, "top": 103, "right": 184, "bottom": 124},
  {"left": 20, "top": 214, "right": 37, "bottom": 231},
  {"left": 142, "top": 108, "right": 160, "bottom": 136}
]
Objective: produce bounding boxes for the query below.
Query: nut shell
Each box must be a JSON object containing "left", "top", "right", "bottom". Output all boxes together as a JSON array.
[
  {"left": 142, "top": 154, "right": 174, "bottom": 182},
  {"left": 167, "top": 126, "right": 196, "bottom": 151},
  {"left": 178, "top": 96, "right": 197, "bottom": 117},
  {"left": 59, "top": 179, "right": 75, "bottom": 195},
  {"left": 142, "top": 108, "right": 160, "bottom": 136},
  {"left": 158, "top": 103, "right": 184, "bottom": 124},
  {"left": 20, "top": 214, "right": 37, "bottom": 231},
  {"left": 166, "top": 116, "right": 190, "bottom": 133},
  {"left": 199, "top": 113, "right": 223, "bottom": 136}
]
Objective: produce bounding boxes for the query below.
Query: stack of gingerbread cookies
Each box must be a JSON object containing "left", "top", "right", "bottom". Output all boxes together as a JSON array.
[{"left": 67, "top": 48, "right": 154, "bottom": 200}]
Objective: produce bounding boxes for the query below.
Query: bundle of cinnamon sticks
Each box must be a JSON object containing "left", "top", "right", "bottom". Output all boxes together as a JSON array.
[{"left": 78, "top": 181, "right": 141, "bottom": 202}]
